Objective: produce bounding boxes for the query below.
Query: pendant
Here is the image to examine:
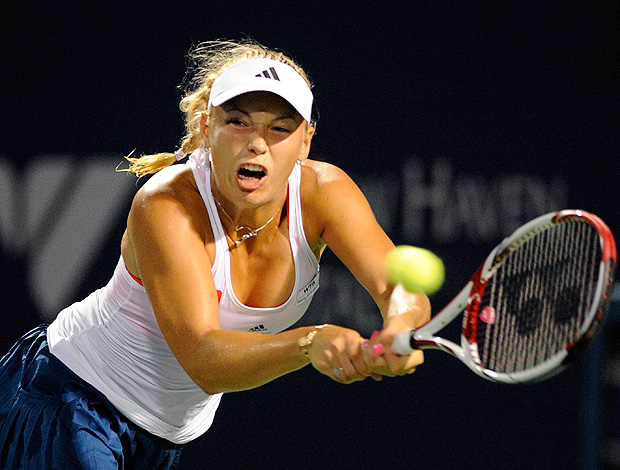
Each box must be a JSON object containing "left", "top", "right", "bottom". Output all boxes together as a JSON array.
[{"left": 234, "top": 230, "right": 258, "bottom": 247}]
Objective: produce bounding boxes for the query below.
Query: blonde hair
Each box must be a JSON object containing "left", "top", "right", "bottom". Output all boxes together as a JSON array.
[{"left": 121, "top": 39, "right": 312, "bottom": 178}]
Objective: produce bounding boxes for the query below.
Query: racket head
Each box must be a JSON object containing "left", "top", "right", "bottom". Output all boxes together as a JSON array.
[{"left": 460, "top": 210, "right": 616, "bottom": 383}]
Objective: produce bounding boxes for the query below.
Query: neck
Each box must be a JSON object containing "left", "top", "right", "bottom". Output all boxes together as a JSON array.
[{"left": 213, "top": 193, "right": 286, "bottom": 247}]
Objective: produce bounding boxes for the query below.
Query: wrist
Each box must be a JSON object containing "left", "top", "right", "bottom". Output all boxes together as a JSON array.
[
  {"left": 383, "top": 311, "right": 417, "bottom": 335},
  {"left": 386, "top": 283, "right": 412, "bottom": 318},
  {"left": 297, "top": 324, "right": 328, "bottom": 360}
]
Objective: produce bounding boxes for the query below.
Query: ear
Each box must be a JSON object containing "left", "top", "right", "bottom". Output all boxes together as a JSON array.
[
  {"left": 200, "top": 112, "right": 210, "bottom": 147},
  {"left": 298, "top": 124, "right": 315, "bottom": 162}
]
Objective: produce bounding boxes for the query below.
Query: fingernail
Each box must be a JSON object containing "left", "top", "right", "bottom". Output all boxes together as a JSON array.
[
  {"left": 363, "top": 340, "right": 369, "bottom": 348},
  {"left": 365, "top": 372, "right": 372, "bottom": 377},
  {"left": 371, "top": 331, "right": 380, "bottom": 340},
  {"left": 372, "top": 344, "right": 384, "bottom": 356}
]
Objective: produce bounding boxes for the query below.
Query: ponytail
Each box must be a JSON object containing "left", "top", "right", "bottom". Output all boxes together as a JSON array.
[
  {"left": 118, "top": 39, "right": 311, "bottom": 178},
  {"left": 119, "top": 152, "right": 177, "bottom": 178}
]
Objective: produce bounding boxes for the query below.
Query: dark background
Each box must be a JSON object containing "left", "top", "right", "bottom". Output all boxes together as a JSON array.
[{"left": 1, "top": 2, "right": 619, "bottom": 469}]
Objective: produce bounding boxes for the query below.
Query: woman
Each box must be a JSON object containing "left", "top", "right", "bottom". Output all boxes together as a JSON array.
[{"left": 0, "top": 40, "right": 430, "bottom": 468}]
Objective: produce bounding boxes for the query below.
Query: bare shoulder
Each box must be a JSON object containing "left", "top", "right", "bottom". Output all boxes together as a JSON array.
[
  {"left": 134, "top": 164, "right": 198, "bottom": 204},
  {"left": 300, "top": 159, "right": 352, "bottom": 188},
  {"left": 124, "top": 164, "right": 213, "bottom": 267},
  {"left": 299, "top": 159, "right": 349, "bottom": 216},
  {"left": 299, "top": 159, "right": 367, "bottom": 248},
  {"left": 131, "top": 164, "right": 208, "bottom": 228},
  {"left": 300, "top": 159, "right": 366, "bottom": 206}
]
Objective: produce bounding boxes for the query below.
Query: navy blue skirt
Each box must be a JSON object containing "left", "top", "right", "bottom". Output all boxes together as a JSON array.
[{"left": 0, "top": 326, "right": 183, "bottom": 469}]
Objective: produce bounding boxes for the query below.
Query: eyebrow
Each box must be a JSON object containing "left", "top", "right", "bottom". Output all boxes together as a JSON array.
[{"left": 221, "top": 104, "right": 299, "bottom": 121}]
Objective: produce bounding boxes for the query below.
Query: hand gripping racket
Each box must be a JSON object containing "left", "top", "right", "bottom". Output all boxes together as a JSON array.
[{"left": 392, "top": 209, "right": 616, "bottom": 384}]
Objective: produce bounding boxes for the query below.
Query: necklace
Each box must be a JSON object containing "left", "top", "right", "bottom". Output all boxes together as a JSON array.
[{"left": 214, "top": 198, "right": 280, "bottom": 247}]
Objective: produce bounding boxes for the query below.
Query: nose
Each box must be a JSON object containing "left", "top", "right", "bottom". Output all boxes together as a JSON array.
[{"left": 247, "top": 127, "right": 268, "bottom": 155}]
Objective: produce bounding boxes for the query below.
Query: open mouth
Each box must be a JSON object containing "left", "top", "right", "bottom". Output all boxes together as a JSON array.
[
  {"left": 238, "top": 163, "right": 266, "bottom": 180},
  {"left": 237, "top": 163, "right": 267, "bottom": 190}
]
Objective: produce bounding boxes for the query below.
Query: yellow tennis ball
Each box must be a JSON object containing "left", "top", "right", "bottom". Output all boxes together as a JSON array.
[{"left": 385, "top": 246, "right": 445, "bottom": 295}]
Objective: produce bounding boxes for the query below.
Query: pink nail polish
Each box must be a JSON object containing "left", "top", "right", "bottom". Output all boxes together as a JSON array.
[
  {"left": 371, "top": 331, "right": 380, "bottom": 340},
  {"left": 363, "top": 340, "right": 369, "bottom": 348},
  {"left": 372, "top": 344, "right": 384, "bottom": 356}
]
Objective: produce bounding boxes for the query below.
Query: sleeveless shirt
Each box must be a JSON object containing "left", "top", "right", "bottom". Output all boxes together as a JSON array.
[{"left": 47, "top": 148, "right": 320, "bottom": 443}]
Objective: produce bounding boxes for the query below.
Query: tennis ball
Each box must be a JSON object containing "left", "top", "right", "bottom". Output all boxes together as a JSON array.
[{"left": 385, "top": 246, "right": 445, "bottom": 295}]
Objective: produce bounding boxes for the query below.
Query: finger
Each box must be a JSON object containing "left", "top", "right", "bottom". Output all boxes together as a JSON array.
[
  {"left": 361, "top": 340, "right": 382, "bottom": 371},
  {"left": 364, "top": 339, "right": 414, "bottom": 376},
  {"left": 333, "top": 357, "right": 354, "bottom": 382},
  {"left": 338, "top": 351, "right": 368, "bottom": 383},
  {"left": 350, "top": 354, "right": 372, "bottom": 379},
  {"left": 328, "top": 349, "right": 357, "bottom": 382},
  {"left": 357, "top": 341, "right": 382, "bottom": 380},
  {"left": 365, "top": 352, "right": 399, "bottom": 377},
  {"left": 346, "top": 340, "right": 375, "bottom": 378},
  {"left": 331, "top": 332, "right": 371, "bottom": 382},
  {"left": 331, "top": 366, "right": 346, "bottom": 381},
  {"left": 405, "top": 350, "right": 424, "bottom": 370},
  {"left": 384, "top": 349, "right": 424, "bottom": 375}
]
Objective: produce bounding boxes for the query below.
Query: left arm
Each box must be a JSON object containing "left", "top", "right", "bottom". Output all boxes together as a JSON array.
[{"left": 303, "top": 160, "right": 430, "bottom": 375}]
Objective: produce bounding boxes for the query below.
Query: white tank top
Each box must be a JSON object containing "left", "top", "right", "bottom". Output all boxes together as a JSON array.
[
  {"left": 187, "top": 148, "right": 320, "bottom": 333},
  {"left": 47, "top": 148, "right": 320, "bottom": 443}
]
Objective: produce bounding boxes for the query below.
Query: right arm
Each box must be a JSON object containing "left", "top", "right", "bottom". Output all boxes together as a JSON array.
[{"left": 124, "top": 167, "right": 370, "bottom": 393}]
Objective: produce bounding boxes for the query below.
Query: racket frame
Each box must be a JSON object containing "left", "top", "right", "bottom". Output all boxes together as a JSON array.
[{"left": 392, "top": 209, "right": 616, "bottom": 384}]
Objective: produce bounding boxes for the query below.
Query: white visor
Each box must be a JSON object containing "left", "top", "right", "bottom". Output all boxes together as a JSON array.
[{"left": 208, "top": 58, "right": 313, "bottom": 123}]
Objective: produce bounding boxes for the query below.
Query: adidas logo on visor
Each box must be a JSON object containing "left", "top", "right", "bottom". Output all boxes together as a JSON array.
[
  {"left": 208, "top": 58, "right": 313, "bottom": 122},
  {"left": 255, "top": 67, "right": 280, "bottom": 81}
]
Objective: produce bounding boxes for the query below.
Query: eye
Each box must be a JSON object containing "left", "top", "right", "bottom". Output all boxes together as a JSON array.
[
  {"left": 226, "top": 118, "right": 246, "bottom": 126},
  {"left": 271, "top": 119, "right": 297, "bottom": 133}
]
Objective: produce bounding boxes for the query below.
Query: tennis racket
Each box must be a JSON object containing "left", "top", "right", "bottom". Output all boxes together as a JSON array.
[{"left": 392, "top": 209, "right": 616, "bottom": 384}]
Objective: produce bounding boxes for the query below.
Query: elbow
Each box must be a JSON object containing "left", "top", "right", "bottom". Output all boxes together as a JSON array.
[
  {"left": 185, "top": 362, "right": 232, "bottom": 395},
  {"left": 174, "top": 330, "right": 231, "bottom": 395},
  {"left": 200, "top": 382, "right": 227, "bottom": 395}
]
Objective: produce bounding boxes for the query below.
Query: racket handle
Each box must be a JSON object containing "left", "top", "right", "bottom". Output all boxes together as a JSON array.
[{"left": 392, "top": 329, "right": 417, "bottom": 355}]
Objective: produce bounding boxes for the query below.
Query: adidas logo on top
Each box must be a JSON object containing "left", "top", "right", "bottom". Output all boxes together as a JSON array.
[
  {"left": 255, "top": 67, "right": 280, "bottom": 81},
  {"left": 248, "top": 324, "right": 268, "bottom": 332}
]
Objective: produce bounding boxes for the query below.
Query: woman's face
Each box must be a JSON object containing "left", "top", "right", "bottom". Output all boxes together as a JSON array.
[{"left": 204, "top": 91, "right": 314, "bottom": 208}]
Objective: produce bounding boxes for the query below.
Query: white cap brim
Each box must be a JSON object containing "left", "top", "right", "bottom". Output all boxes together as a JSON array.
[{"left": 208, "top": 58, "right": 313, "bottom": 123}]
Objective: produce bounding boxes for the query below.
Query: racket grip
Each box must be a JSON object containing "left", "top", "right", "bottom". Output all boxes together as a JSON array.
[{"left": 392, "top": 329, "right": 417, "bottom": 355}]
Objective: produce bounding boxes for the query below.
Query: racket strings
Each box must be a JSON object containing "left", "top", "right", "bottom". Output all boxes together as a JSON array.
[{"left": 476, "top": 220, "right": 601, "bottom": 374}]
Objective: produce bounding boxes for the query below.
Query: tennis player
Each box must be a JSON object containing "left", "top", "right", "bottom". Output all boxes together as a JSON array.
[{"left": 0, "top": 40, "right": 430, "bottom": 468}]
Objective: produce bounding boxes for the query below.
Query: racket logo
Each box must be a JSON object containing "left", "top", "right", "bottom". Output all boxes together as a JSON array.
[
  {"left": 480, "top": 306, "right": 496, "bottom": 325},
  {"left": 499, "top": 257, "right": 586, "bottom": 336}
]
